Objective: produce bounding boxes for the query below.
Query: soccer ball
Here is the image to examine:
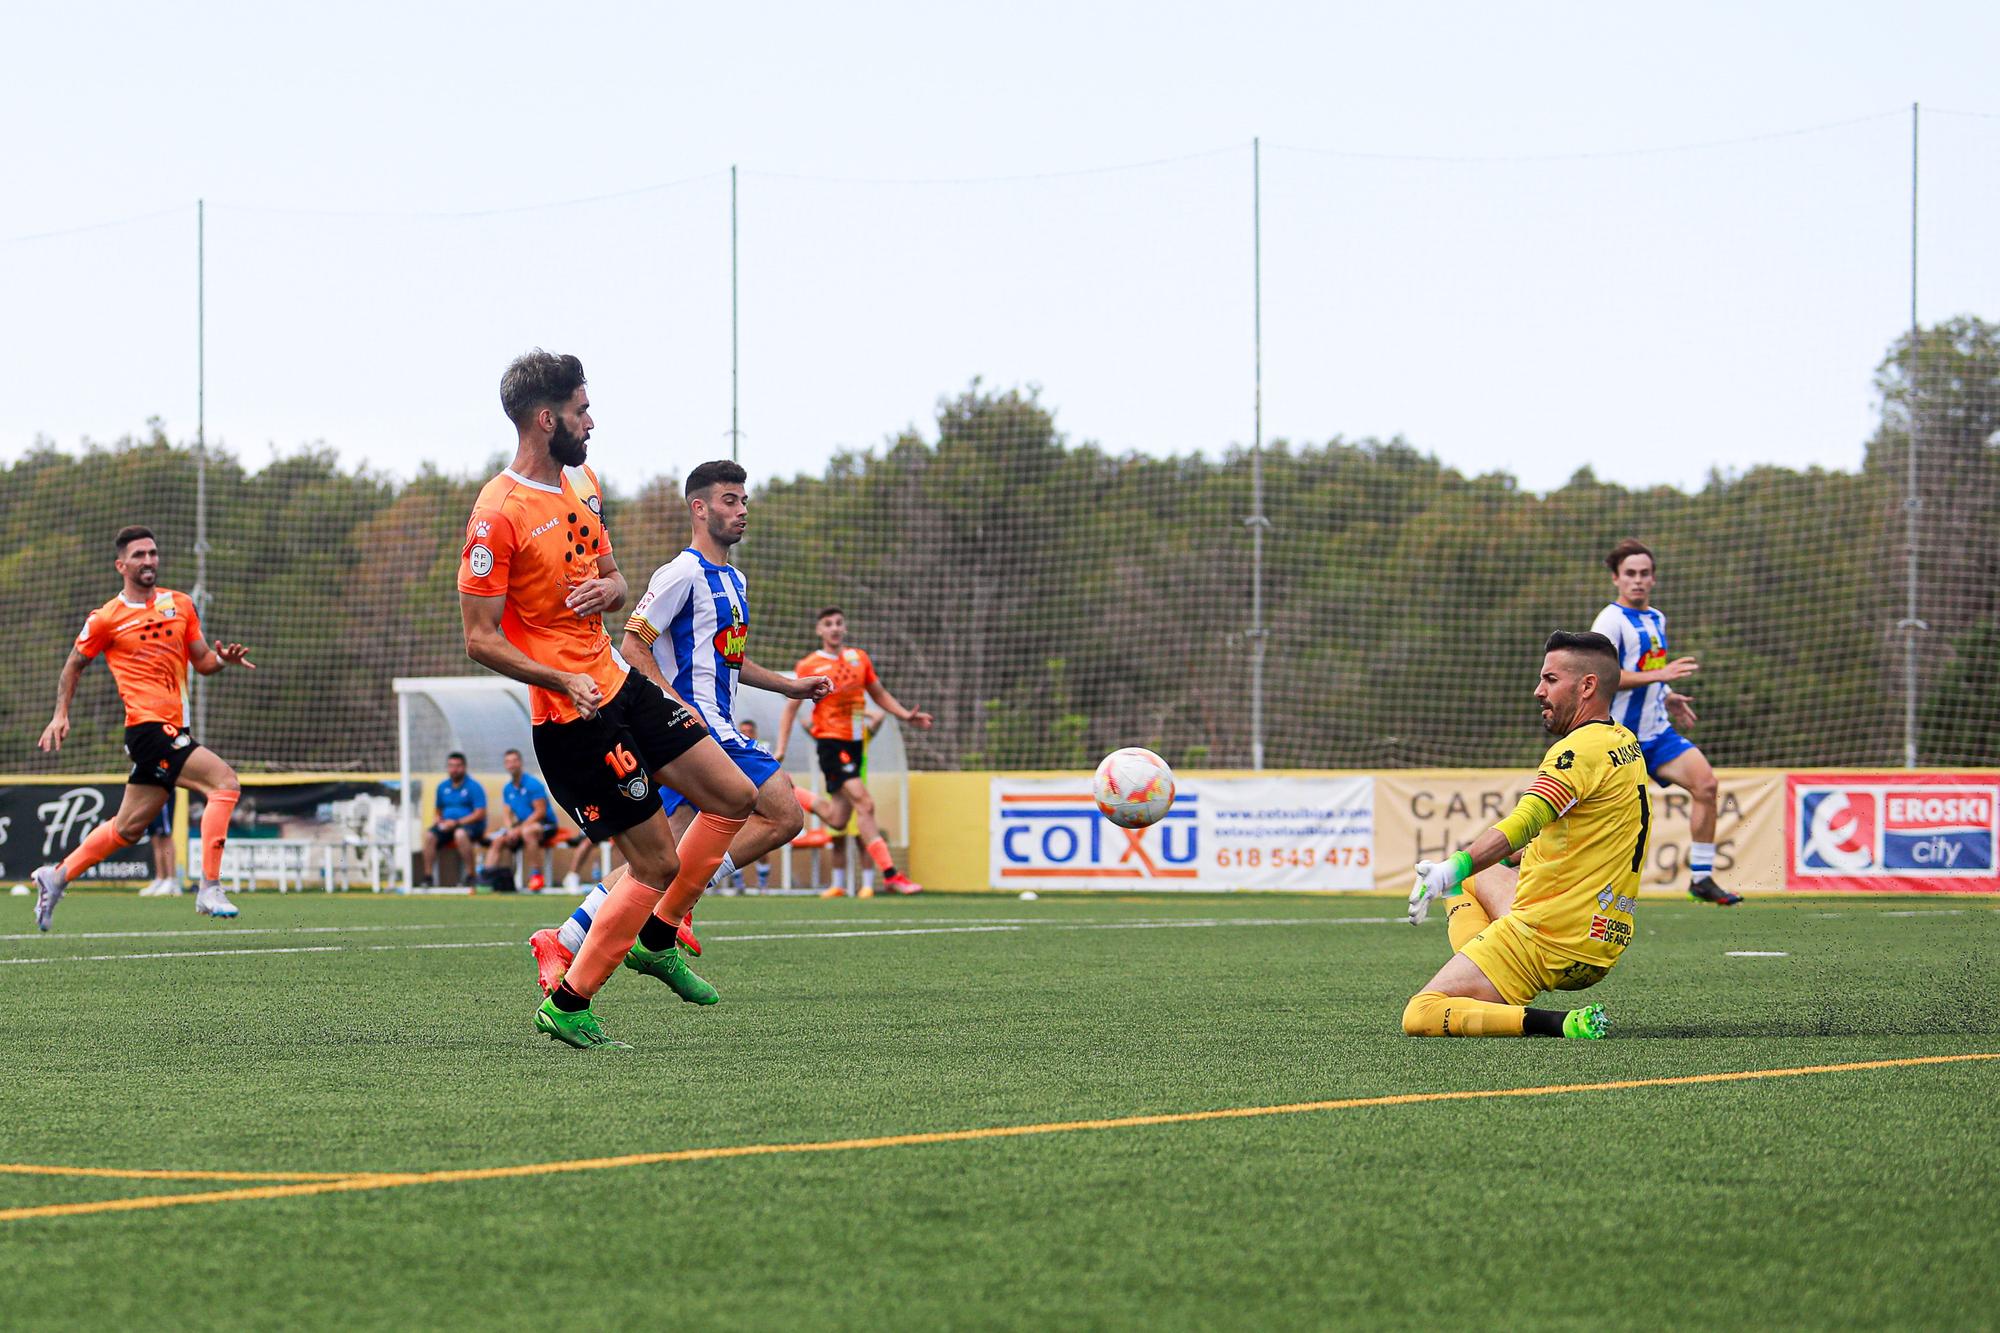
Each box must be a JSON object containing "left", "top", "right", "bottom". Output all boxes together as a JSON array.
[{"left": 1093, "top": 747, "right": 1176, "bottom": 829}]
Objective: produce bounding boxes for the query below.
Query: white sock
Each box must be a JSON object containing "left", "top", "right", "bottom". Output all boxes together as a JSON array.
[
  {"left": 862, "top": 870, "right": 875, "bottom": 890},
  {"left": 831, "top": 867, "right": 846, "bottom": 890},
  {"left": 557, "top": 884, "right": 609, "bottom": 953},
  {"left": 706, "top": 853, "right": 738, "bottom": 889},
  {"left": 1689, "top": 842, "right": 1716, "bottom": 880}
]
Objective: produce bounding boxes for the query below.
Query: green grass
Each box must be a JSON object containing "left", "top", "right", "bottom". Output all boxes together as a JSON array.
[{"left": 3, "top": 891, "right": 1997, "bottom": 1330}]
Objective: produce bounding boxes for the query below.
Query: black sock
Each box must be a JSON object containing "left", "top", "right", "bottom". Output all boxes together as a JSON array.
[
  {"left": 884, "top": 863, "right": 899, "bottom": 879},
  {"left": 550, "top": 981, "right": 590, "bottom": 1013},
  {"left": 1522, "top": 1008, "right": 1567, "bottom": 1038},
  {"left": 637, "top": 916, "right": 678, "bottom": 951}
]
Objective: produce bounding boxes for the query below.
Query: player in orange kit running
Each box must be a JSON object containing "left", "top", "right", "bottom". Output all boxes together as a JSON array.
[
  {"left": 775, "top": 607, "right": 933, "bottom": 894},
  {"left": 33, "top": 526, "right": 254, "bottom": 928},
  {"left": 463, "top": 349, "right": 754, "bottom": 1048}
]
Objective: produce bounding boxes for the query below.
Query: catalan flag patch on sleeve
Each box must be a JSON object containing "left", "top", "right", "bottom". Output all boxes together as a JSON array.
[{"left": 1527, "top": 773, "right": 1578, "bottom": 816}]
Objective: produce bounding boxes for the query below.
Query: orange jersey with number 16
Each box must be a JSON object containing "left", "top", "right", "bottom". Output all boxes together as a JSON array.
[{"left": 458, "top": 466, "right": 626, "bottom": 725}]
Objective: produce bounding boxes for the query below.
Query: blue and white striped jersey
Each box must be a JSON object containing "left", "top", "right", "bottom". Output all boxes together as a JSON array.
[
  {"left": 1590, "top": 602, "right": 1671, "bottom": 742},
  {"left": 625, "top": 549, "right": 751, "bottom": 744}
]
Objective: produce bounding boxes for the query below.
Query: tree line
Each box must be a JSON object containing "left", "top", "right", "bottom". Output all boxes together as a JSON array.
[{"left": 5, "top": 320, "right": 1994, "bottom": 775}]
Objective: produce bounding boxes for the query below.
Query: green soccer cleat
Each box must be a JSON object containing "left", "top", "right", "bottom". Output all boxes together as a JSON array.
[
  {"left": 1562, "top": 1004, "right": 1610, "bottom": 1040},
  {"left": 623, "top": 940, "right": 720, "bottom": 1005},
  {"left": 534, "top": 997, "right": 630, "bottom": 1049}
]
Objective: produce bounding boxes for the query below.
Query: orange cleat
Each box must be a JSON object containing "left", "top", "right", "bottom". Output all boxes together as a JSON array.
[
  {"left": 883, "top": 872, "right": 923, "bottom": 895},
  {"left": 676, "top": 910, "right": 702, "bottom": 957},
  {"left": 794, "top": 828, "right": 833, "bottom": 849},
  {"left": 857, "top": 885, "right": 876, "bottom": 899},
  {"left": 529, "top": 928, "right": 574, "bottom": 996},
  {"left": 818, "top": 884, "right": 847, "bottom": 899}
]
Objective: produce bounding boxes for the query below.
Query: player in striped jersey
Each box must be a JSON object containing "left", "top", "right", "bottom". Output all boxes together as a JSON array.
[
  {"left": 1590, "top": 538, "right": 1740, "bottom": 905},
  {"left": 1401, "top": 631, "right": 1647, "bottom": 1039},
  {"left": 529, "top": 460, "right": 829, "bottom": 998}
]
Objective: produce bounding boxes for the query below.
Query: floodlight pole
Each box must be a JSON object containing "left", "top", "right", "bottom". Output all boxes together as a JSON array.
[
  {"left": 194, "top": 198, "right": 209, "bottom": 744},
  {"left": 1900, "top": 104, "right": 1923, "bottom": 769},
  {"left": 1247, "top": 138, "right": 1268, "bottom": 771},
  {"left": 730, "top": 164, "right": 740, "bottom": 463}
]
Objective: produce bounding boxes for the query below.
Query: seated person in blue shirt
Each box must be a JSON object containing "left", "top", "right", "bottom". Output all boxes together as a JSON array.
[
  {"left": 422, "top": 751, "right": 487, "bottom": 887},
  {"left": 482, "top": 747, "right": 552, "bottom": 893}
]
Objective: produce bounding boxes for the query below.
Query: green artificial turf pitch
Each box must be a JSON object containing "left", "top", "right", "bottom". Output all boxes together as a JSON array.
[{"left": 1, "top": 891, "right": 1995, "bottom": 1330}]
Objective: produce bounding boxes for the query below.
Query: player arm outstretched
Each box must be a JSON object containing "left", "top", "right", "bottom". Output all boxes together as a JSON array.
[
  {"left": 37, "top": 649, "right": 91, "bottom": 752},
  {"left": 742, "top": 658, "right": 832, "bottom": 704},
  {"left": 864, "top": 678, "right": 932, "bottom": 730},
  {"left": 462, "top": 592, "right": 605, "bottom": 720},
  {"left": 189, "top": 631, "right": 256, "bottom": 675}
]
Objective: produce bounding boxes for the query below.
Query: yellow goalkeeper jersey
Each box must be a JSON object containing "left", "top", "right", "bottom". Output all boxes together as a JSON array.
[{"left": 1511, "top": 718, "right": 1651, "bottom": 967}]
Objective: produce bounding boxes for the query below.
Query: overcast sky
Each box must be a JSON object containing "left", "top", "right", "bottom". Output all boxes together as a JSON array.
[{"left": 4, "top": 2, "right": 1995, "bottom": 493}]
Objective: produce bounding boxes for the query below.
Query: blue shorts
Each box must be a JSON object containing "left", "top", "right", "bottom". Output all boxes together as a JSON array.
[
  {"left": 144, "top": 804, "right": 172, "bottom": 839},
  {"left": 1640, "top": 727, "right": 1697, "bottom": 785},
  {"left": 660, "top": 735, "right": 783, "bottom": 817}
]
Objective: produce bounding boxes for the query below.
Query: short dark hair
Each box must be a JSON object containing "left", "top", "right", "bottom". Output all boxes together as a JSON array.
[
  {"left": 1544, "top": 630, "right": 1622, "bottom": 693},
  {"left": 815, "top": 607, "right": 844, "bottom": 624},
  {"left": 114, "top": 525, "right": 155, "bottom": 556},
  {"left": 1605, "top": 538, "right": 1654, "bottom": 573},
  {"left": 684, "top": 459, "right": 747, "bottom": 499},
  {"left": 447, "top": 751, "right": 467, "bottom": 764},
  {"left": 499, "top": 350, "right": 586, "bottom": 427},
  {"left": 503, "top": 748, "right": 521, "bottom": 760}
]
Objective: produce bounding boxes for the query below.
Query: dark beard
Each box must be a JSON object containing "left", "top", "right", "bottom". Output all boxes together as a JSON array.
[{"left": 549, "top": 419, "right": 588, "bottom": 467}]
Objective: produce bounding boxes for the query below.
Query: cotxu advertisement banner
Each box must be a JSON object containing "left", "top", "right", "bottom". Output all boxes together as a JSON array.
[
  {"left": 990, "top": 776, "right": 1374, "bottom": 891},
  {"left": 0, "top": 782, "right": 157, "bottom": 885},
  {"left": 1788, "top": 772, "right": 1999, "bottom": 893}
]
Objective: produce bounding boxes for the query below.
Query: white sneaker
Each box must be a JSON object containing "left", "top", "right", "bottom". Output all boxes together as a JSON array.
[
  {"left": 138, "top": 878, "right": 165, "bottom": 897},
  {"left": 195, "top": 883, "right": 239, "bottom": 919},
  {"left": 562, "top": 872, "right": 581, "bottom": 890},
  {"left": 164, "top": 879, "right": 185, "bottom": 896},
  {"left": 32, "top": 865, "right": 65, "bottom": 932}
]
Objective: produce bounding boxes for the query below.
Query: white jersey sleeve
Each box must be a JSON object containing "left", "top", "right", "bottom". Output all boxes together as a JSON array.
[
  {"left": 1590, "top": 603, "right": 1631, "bottom": 659},
  {"left": 625, "top": 557, "right": 698, "bottom": 650}
]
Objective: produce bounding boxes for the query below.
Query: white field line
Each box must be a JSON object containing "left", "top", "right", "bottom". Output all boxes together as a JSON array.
[{"left": 0, "top": 916, "right": 1404, "bottom": 967}]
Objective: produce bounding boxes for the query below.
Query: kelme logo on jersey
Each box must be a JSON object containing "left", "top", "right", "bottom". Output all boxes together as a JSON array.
[{"left": 1790, "top": 776, "right": 1998, "bottom": 888}]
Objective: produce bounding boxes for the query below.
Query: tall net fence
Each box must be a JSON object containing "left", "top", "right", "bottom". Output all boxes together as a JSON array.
[{"left": 3, "top": 113, "right": 1996, "bottom": 775}]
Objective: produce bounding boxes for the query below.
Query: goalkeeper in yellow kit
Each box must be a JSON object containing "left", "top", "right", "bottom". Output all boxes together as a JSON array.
[{"left": 1402, "top": 630, "right": 1650, "bottom": 1039}]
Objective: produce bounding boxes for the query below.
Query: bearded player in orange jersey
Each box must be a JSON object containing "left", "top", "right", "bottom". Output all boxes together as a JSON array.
[
  {"left": 33, "top": 526, "right": 254, "bottom": 928},
  {"left": 775, "top": 607, "right": 932, "bottom": 894},
  {"left": 462, "top": 350, "right": 755, "bottom": 1049}
]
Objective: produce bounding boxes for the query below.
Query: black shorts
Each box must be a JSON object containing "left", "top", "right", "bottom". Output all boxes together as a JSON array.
[
  {"left": 125, "top": 722, "right": 198, "bottom": 790},
  {"left": 533, "top": 676, "right": 705, "bottom": 842},
  {"left": 816, "top": 737, "right": 865, "bottom": 789}
]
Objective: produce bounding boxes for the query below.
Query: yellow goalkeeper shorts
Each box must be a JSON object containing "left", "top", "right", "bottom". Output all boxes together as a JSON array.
[{"left": 1462, "top": 916, "right": 1615, "bottom": 1006}]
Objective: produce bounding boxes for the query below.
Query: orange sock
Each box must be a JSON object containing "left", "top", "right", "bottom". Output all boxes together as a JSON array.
[
  {"left": 567, "top": 874, "right": 663, "bottom": 998},
  {"left": 59, "top": 820, "right": 135, "bottom": 883},
  {"left": 660, "top": 812, "right": 748, "bottom": 919},
  {"left": 200, "top": 789, "right": 239, "bottom": 881},
  {"left": 863, "top": 836, "right": 896, "bottom": 874}
]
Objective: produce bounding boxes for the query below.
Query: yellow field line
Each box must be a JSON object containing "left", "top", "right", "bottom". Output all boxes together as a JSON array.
[
  {"left": 0, "top": 1164, "right": 367, "bottom": 1183},
  {"left": 3, "top": 1052, "right": 1991, "bottom": 1224}
]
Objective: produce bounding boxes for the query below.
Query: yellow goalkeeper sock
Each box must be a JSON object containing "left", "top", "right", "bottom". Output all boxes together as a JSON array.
[{"left": 1401, "top": 990, "right": 1526, "bottom": 1037}]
